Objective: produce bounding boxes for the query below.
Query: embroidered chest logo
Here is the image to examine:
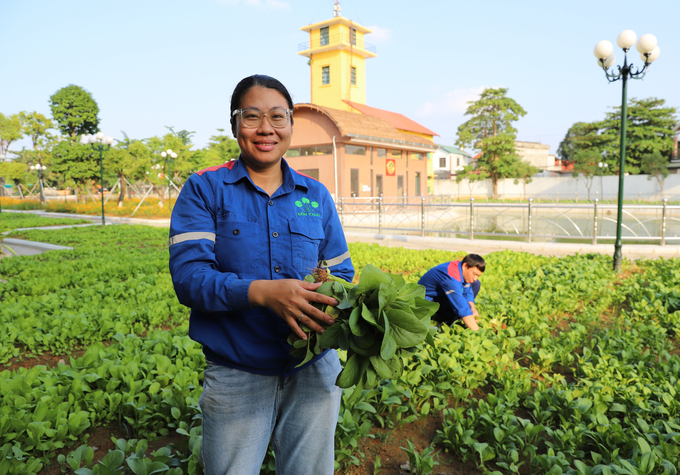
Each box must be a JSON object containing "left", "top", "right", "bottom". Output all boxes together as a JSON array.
[{"left": 295, "top": 198, "right": 321, "bottom": 217}]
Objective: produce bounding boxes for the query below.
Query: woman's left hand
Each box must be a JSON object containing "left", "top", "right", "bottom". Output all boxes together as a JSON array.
[{"left": 248, "top": 279, "right": 338, "bottom": 340}]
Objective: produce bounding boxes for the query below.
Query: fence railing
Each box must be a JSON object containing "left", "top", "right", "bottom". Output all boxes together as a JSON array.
[{"left": 337, "top": 196, "right": 679, "bottom": 246}]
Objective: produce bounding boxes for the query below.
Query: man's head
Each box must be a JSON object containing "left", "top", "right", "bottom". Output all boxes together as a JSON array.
[{"left": 461, "top": 254, "right": 485, "bottom": 284}]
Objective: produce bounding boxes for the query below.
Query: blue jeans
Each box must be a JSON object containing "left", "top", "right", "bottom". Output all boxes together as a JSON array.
[{"left": 199, "top": 350, "right": 342, "bottom": 475}]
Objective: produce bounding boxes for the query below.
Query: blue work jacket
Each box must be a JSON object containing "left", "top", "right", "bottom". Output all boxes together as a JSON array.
[
  {"left": 418, "top": 261, "right": 475, "bottom": 320},
  {"left": 168, "top": 157, "right": 354, "bottom": 376}
]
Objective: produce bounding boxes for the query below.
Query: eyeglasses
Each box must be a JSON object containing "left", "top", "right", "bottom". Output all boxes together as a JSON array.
[{"left": 232, "top": 107, "right": 293, "bottom": 128}]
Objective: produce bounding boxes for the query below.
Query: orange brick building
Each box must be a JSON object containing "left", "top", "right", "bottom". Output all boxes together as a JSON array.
[{"left": 286, "top": 4, "right": 437, "bottom": 199}]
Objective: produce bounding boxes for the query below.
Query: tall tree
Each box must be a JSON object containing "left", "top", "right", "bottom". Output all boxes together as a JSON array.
[
  {"left": 49, "top": 85, "right": 100, "bottom": 138},
  {"left": 455, "top": 165, "right": 488, "bottom": 198},
  {"left": 599, "top": 97, "right": 677, "bottom": 174},
  {"left": 456, "top": 88, "right": 527, "bottom": 198},
  {"left": 640, "top": 151, "right": 670, "bottom": 198},
  {"left": 556, "top": 121, "right": 608, "bottom": 165},
  {"left": 19, "top": 111, "right": 55, "bottom": 167},
  {"left": 196, "top": 129, "right": 240, "bottom": 169},
  {"left": 0, "top": 113, "right": 23, "bottom": 158}
]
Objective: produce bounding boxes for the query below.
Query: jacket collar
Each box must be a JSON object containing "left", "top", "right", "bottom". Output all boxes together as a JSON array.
[{"left": 223, "top": 157, "right": 309, "bottom": 193}]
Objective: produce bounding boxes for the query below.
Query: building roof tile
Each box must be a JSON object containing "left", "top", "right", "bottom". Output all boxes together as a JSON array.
[{"left": 343, "top": 100, "right": 438, "bottom": 137}]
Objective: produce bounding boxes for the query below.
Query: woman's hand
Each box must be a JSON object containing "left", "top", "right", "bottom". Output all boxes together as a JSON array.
[{"left": 248, "top": 280, "right": 338, "bottom": 340}]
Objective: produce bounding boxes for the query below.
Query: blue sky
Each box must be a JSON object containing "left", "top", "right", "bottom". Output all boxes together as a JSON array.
[{"left": 2, "top": 0, "right": 678, "bottom": 155}]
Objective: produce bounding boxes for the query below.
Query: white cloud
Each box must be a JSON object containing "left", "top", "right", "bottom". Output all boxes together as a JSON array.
[
  {"left": 215, "top": 0, "right": 291, "bottom": 10},
  {"left": 366, "top": 25, "right": 391, "bottom": 42},
  {"left": 417, "top": 86, "right": 487, "bottom": 117}
]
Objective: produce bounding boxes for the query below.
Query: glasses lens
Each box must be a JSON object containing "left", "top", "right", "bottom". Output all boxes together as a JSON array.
[
  {"left": 268, "top": 108, "right": 289, "bottom": 128},
  {"left": 241, "top": 109, "right": 263, "bottom": 127}
]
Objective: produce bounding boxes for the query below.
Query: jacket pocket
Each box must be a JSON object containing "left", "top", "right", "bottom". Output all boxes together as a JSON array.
[
  {"left": 289, "top": 219, "right": 324, "bottom": 275},
  {"left": 215, "top": 216, "right": 259, "bottom": 274}
]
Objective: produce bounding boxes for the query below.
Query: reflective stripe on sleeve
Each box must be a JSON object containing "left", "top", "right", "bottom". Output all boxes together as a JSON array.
[
  {"left": 445, "top": 290, "right": 455, "bottom": 295},
  {"left": 168, "top": 232, "right": 216, "bottom": 246},
  {"left": 324, "top": 250, "right": 351, "bottom": 267}
]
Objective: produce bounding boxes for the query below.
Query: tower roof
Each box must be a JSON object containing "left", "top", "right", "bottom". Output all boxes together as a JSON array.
[
  {"left": 343, "top": 100, "right": 438, "bottom": 137},
  {"left": 300, "top": 16, "right": 372, "bottom": 34}
]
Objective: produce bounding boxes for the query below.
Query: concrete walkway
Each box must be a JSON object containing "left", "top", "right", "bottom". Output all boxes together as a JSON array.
[{"left": 2, "top": 209, "right": 679, "bottom": 260}]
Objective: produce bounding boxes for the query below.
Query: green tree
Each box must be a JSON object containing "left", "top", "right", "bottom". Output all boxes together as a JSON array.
[
  {"left": 196, "top": 129, "right": 240, "bottom": 169},
  {"left": 0, "top": 113, "right": 23, "bottom": 158},
  {"left": 19, "top": 111, "right": 55, "bottom": 168},
  {"left": 49, "top": 85, "right": 100, "bottom": 138},
  {"left": 599, "top": 97, "right": 677, "bottom": 174},
  {"left": 456, "top": 88, "right": 527, "bottom": 198},
  {"left": 556, "top": 121, "right": 609, "bottom": 165},
  {"left": 513, "top": 161, "right": 540, "bottom": 200},
  {"left": 640, "top": 151, "right": 670, "bottom": 198},
  {"left": 456, "top": 165, "right": 488, "bottom": 198},
  {"left": 51, "top": 139, "right": 100, "bottom": 201},
  {"left": 571, "top": 150, "right": 600, "bottom": 201}
]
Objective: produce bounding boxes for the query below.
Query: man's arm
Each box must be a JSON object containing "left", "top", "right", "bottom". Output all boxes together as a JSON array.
[{"left": 461, "top": 314, "right": 479, "bottom": 331}]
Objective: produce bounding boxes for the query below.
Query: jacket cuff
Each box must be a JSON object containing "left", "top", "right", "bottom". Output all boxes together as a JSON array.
[{"left": 228, "top": 279, "right": 255, "bottom": 311}]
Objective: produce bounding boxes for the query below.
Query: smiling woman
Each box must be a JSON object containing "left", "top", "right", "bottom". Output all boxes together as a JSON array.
[{"left": 168, "top": 75, "right": 355, "bottom": 475}]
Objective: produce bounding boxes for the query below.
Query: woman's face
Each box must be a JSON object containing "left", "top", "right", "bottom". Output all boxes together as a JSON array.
[{"left": 235, "top": 86, "right": 292, "bottom": 171}]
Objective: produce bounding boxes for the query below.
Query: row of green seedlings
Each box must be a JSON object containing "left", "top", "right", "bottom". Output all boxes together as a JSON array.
[
  {"left": 435, "top": 258, "right": 680, "bottom": 473},
  {"left": 0, "top": 235, "right": 189, "bottom": 364}
]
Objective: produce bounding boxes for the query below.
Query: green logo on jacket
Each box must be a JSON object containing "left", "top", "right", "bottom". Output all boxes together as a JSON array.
[{"left": 295, "top": 198, "right": 320, "bottom": 217}]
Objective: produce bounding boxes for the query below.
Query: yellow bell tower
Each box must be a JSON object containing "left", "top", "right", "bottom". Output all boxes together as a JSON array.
[{"left": 298, "top": 0, "right": 377, "bottom": 112}]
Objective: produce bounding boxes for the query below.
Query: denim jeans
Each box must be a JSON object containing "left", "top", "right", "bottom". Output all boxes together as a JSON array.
[{"left": 199, "top": 349, "right": 342, "bottom": 475}]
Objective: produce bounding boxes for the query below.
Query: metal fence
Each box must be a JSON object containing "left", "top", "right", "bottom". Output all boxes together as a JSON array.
[{"left": 337, "top": 196, "right": 680, "bottom": 245}]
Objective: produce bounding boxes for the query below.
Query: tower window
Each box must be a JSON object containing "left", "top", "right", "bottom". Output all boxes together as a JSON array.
[
  {"left": 350, "top": 28, "right": 356, "bottom": 45},
  {"left": 322, "top": 66, "right": 330, "bottom": 85},
  {"left": 320, "top": 27, "right": 329, "bottom": 46},
  {"left": 351, "top": 67, "right": 356, "bottom": 85}
]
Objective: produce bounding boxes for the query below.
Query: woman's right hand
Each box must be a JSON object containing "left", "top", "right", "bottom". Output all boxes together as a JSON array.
[{"left": 248, "top": 279, "right": 338, "bottom": 340}]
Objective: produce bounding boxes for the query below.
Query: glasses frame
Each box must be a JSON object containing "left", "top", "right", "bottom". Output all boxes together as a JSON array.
[{"left": 232, "top": 107, "right": 293, "bottom": 129}]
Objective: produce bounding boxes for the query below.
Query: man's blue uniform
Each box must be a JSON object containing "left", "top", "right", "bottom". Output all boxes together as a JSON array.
[
  {"left": 168, "top": 158, "right": 354, "bottom": 376},
  {"left": 418, "top": 261, "right": 480, "bottom": 324}
]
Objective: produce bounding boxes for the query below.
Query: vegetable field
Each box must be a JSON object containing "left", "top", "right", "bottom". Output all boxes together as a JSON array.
[{"left": 1, "top": 223, "right": 679, "bottom": 475}]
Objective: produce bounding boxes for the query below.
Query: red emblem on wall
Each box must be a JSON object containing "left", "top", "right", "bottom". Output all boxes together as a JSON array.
[{"left": 386, "top": 158, "right": 396, "bottom": 176}]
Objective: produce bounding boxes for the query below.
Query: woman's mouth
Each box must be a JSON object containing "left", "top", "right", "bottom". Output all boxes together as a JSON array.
[{"left": 254, "top": 142, "right": 277, "bottom": 152}]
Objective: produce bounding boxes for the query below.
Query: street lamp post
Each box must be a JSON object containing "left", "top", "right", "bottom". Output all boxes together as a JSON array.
[
  {"left": 597, "top": 161, "right": 608, "bottom": 201},
  {"left": 160, "top": 149, "right": 178, "bottom": 209},
  {"left": 30, "top": 164, "right": 47, "bottom": 203},
  {"left": 82, "top": 132, "right": 114, "bottom": 225},
  {"left": 593, "top": 30, "right": 660, "bottom": 271}
]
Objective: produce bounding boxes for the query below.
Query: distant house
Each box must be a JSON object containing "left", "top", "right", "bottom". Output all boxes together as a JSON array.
[
  {"left": 432, "top": 145, "right": 472, "bottom": 179},
  {"left": 669, "top": 123, "right": 680, "bottom": 174}
]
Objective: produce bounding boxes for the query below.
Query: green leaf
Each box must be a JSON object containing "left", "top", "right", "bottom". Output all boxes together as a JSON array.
[
  {"left": 380, "top": 317, "right": 397, "bottom": 360},
  {"left": 384, "top": 307, "right": 428, "bottom": 347},
  {"left": 336, "top": 353, "right": 363, "bottom": 388},
  {"left": 398, "top": 283, "right": 425, "bottom": 302},
  {"left": 355, "top": 264, "right": 392, "bottom": 296},
  {"left": 319, "top": 323, "right": 343, "bottom": 348},
  {"left": 348, "top": 306, "right": 365, "bottom": 337}
]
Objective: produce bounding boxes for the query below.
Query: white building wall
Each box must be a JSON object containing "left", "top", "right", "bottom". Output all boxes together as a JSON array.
[{"left": 434, "top": 174, "right": 680, "bottom": 201}]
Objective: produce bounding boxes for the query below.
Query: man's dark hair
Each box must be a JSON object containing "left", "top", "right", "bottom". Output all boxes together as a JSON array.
[
  {"left": 230, "top": 74, "right": 294, "bottom": 137},
  {"left": 462, "top": 253, "right": 485, "bottom": 272}
]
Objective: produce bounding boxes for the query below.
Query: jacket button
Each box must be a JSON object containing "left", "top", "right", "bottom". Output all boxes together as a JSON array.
[
  {"left": 272, "top": 231, "right": 279, "bottom": 238},
  {"left": 233, "top": 229, "right": 240, "bottom": 235},
  {"left": 269, "top": 200, "right": 274, "bottom": 206},
  {"left": 274, "top": 266, "right": 281, "bottom": 273}
]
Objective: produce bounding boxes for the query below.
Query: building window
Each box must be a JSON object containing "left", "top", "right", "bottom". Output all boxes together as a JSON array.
[
  {"left": 376, "top": 148, "right": 386, "bottom": 157},
  {"left": 439, "top": 157, "right": 446, "bottom": 168},
  {"left": 391, "top": 150, "right": 402, "bottom": 158},
  {"left": 369, "top": 147, "right": 373, "bottom": 165},
  {"left": 351, "top": 169, "right": 359, "bottom": 197},
  {"left": 320, "top": 27, "right": 329, "bottom": 46},
  {"left": 345, "top": 144, "right": 366, "bottom": 155},
  {"left": 297, "top": 169, "right": 319, "bottom": 180},
  {"left": 351, "top": 67, "right": 356, "bottom": 85},
  {"left": 286, "top": 145, "right": 333, "bottom": 157},
  {"left": 415, "top": 172, "right": 421, "bottom": 196},
  {"left": 457, "top": 157, "right": 460, "bottom": 167},
  {"left": 322, "top": 66, "right": 330, "bottom": 85},
  {"left": 350, "top": 27, "right": 356, "bottom": 45},
  {"left": 412, "top": 152, "right": 423, "bottom": 160}
]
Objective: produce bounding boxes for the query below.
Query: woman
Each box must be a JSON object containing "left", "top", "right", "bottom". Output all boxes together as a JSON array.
[{"left": 168, "top": 75, "right": 354, "bottom": 474}]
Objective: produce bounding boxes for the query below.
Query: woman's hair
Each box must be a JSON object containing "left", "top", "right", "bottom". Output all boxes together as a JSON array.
[{"left": 230, "top": 75, "right": 294, "bottom": 136}]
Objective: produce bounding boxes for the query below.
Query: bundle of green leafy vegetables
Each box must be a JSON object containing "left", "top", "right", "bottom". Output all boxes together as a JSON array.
[{"left": 288, "top": 264, "right": 439, "bottom": 396}]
